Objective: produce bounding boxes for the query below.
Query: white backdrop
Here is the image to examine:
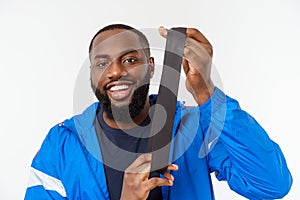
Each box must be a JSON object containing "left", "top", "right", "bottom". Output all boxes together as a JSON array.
[{"left": 0, "top": 0, "right": 299, "bottom": 199}]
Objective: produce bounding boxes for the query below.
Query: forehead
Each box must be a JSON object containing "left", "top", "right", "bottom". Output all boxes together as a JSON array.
[{"left": 91, "top": 29, "right": 145, "bottom": 57}]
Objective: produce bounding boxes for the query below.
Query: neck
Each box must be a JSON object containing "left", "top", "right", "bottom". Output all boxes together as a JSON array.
[{"left": 102, "top": 97, "right": 150, "bottom": 130}]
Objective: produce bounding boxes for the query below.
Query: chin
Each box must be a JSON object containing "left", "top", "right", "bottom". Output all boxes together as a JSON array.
[{"left": 110, "top": 99, "right": 131, "bottom": 109}]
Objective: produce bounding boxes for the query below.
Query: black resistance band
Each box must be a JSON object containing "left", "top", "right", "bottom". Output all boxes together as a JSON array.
[{"left": 148, "top": 27, "right": 186, "bottom": 174}]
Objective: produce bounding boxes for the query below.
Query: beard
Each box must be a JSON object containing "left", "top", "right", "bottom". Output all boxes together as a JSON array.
[{"left": 91, "top": 70, "right": 150, "bottom": 123}]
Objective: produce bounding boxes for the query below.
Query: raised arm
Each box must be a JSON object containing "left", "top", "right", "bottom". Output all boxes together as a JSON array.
[{"left": 159, "top": 26, "right": 292, "bottom": 199}]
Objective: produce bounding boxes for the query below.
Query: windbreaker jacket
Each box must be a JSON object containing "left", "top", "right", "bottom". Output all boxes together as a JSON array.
[{"left": 25, "top": 88, "right": 292, "bottom": 199}]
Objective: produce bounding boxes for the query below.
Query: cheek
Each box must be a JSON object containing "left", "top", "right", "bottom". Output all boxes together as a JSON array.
[
  {"left": 129, "top": 65, "right": 149, "bottom": 80},
  {"left": 91, "top": 70, "right": 105, "bottom": 89}
]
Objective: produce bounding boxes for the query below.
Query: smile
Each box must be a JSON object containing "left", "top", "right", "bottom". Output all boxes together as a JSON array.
[
  {"left": 109, "top": 84, "right": 130, "bottom": 92},
  {"left": 106, "top": 81, "right": 136, "bottom": 101}
]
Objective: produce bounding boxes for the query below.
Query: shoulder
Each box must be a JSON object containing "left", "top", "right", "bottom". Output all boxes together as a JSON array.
[
  {"left": 45, "top": 121, "right": 77, "bottom": 147},
  {"left": 38, "top": 102, "right": 99, "bottom": 156}
]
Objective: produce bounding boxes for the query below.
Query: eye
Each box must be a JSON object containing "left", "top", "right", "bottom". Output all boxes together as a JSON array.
[
  {"left": 95, "top": 61, "right": 110, "bottom": 68},
  {"left": 123, "top": 57, "right": 138, "bottom": 64}
]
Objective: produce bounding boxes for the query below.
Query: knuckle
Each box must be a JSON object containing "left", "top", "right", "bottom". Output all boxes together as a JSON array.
[
  {"left": 184, "top": 47, "right": 191, "bottom": 55},
  {"left": 188, "top": 28, "right": 198, "bottom": 35},
  {"left": 140, "top": 153, "right": 151, "bottom": 162},
  {"left": 150, "top": 178, "right": 159, "bottom": 185},
  {"left": 140, "top": 154, "right": 147, "bottom": 161},
  {"left": 207, "top": 47, "right": 213, "bottom": 56},
  {"left": 189, "top": 53, "right": 197, "bottom": 63}
]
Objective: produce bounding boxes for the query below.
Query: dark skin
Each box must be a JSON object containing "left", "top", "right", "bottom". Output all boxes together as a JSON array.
[
  {"left": 90, "top": 29, "right": 154, "bottom": 129},
  {"left": 90, "top": 27, "right": 214, "bottom": 200},
  {"left": 120, "top": 154, "right": 178, "bottom": 200},
  {"left": 158, "top": 26, "right": 215, "bottom": 105}
]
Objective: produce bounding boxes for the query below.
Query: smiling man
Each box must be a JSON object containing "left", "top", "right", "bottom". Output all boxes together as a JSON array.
[
  {"left": 90, "top": 27, "right": 154, "bottom": 127},
  {"left": 25, "top": 24, "right": 292, "bottom": 200}
]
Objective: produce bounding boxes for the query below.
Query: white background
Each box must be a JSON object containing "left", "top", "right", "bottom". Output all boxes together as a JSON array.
[{"left": 0, "top": 0, "right": 299, "bottom": 199}]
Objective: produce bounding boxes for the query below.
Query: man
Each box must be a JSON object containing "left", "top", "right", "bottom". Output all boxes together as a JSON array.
[{"left": 25, "top": 24, "right": 292, "bottom": 199}]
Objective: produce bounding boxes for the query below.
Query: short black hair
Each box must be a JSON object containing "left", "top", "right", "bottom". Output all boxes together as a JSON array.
[{"left": 88, "top": 24, "right": 150, "bottom": 58}]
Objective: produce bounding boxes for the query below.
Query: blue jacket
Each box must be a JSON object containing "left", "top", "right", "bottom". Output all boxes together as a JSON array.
[{"left": 25, "top": 88, "right": 292, "bottom": 199}]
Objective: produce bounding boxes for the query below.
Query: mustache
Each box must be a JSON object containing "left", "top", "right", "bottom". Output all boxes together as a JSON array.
[
  {"left": 90, "top": 68, "right": 151, "bottom": 122},
  {"left": 93, "top": 83, "right": 150, "bottom": 122},
  {"left": 90, "top": 66, "right": 151, "bottom": 94}
]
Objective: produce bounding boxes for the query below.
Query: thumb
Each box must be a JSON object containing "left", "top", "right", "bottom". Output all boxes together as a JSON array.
[{"left": 158, "top": 26, "right": 167, "bottom": 38}]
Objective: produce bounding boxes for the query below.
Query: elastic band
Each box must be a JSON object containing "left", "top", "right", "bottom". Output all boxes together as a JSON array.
[{"left": 148, "top": 27, "right": 186, "bottom": 173}]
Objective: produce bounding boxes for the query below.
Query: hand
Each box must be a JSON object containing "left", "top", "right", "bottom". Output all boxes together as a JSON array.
[
  {"left": 120, "top": 154, "right": 178, "bottom": 200},
  {"left": 159, "top": 26, "right": 215, "bottom": 105}
]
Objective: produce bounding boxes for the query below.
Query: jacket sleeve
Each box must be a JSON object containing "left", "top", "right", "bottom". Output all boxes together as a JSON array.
[
  {"left": 24, "top": 125, "right": 67, "bottom": 200},
  {"left": 200, "top": 88, "right": 292, "bottom": 199}
]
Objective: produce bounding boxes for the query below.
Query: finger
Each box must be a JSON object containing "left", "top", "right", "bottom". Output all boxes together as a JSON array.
[
  {"left": 160, "top": 27, "right": 210, "bottom": 45},
  {"left": 183, "top": 46, "right": 202, "bottom": 70},
  {"left": 126, "top": 154, "right": 152, "bottom": 172},
  {"left": 144, "top": 177, "right": 173, "bottom": 191},
  {"left": 163, "top": 172, "right": 174, "bottom": 181},
  {"left": 167, "top": 163, "right": 179, "bottom": 171},
  {"left": 158, "top": 26, "right": 167, "bottom": 38},
  {"left": 185, "top": 37, "right": 213, "bottom": 58},
  {"left": 184, "top": 43, "right": 212, "bottom": 69},
  {"left": 186, "top": 28, "right": 210, "bottom": 45},
  {"left": 159, "top": 26, "right": 212, "bottom": 57},
  {"left": 126, "top": 161, "right": 151, "bottom": 174},
  {"left": 182, "top": 58, "right": 189, "bottom": 74}
]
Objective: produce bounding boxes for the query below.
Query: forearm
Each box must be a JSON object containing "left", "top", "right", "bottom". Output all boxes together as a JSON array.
[{"left": 200, "top": 88, "right": 292, "bottom": 199}]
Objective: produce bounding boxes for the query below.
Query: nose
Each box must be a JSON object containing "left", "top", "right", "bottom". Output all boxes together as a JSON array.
[{"left": 107, "top": 61, "right": 128, "bottom": 79}]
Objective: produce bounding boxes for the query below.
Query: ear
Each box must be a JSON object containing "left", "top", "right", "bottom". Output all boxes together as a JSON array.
[{"left": 149, "top": 57, "right": 155, "bottom": 78}]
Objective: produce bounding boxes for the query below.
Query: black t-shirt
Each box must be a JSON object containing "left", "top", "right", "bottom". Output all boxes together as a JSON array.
[{"left": 96, "top": 109, "right": 162, "bottom": 200}]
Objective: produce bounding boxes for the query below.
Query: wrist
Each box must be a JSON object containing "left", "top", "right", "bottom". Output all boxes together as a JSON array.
[{"left": 194, "top": 80, "right": 215, "bottom": 105}]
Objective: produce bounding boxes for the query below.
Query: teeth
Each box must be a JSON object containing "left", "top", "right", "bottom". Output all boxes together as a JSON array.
[{"left": 110, "top": 85, "right": 129, "bottom": 91}]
